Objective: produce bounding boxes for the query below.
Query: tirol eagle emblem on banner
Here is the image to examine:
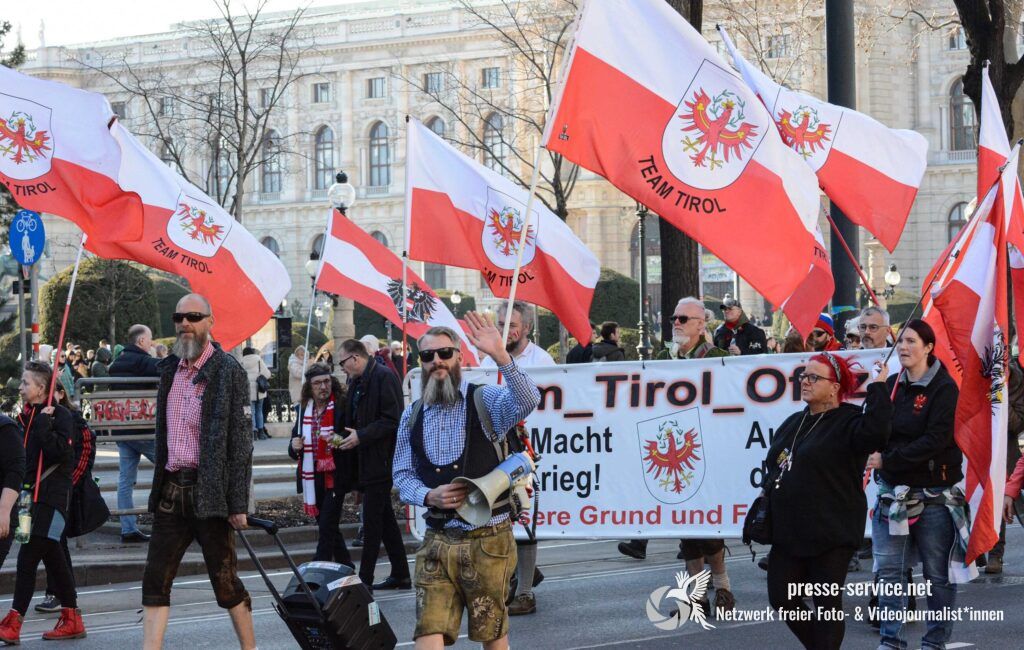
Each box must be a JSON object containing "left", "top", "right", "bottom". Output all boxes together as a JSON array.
[
  {"left": 482, "top": 187, "right": 538, "bottom": 270},
  {"left": 386, "top": 278, "right": 438, "bottom": 323},
  {"left": 0, "top": 95, "right": 53, "bottom": 180},
  {"left": 636, "top": 408, "right": 706, "bottom": 504},
  {"left": 770, "top": 91, "right": 843, "bottom": 172},
  {"left": 662, "top": 60, "right": 767, "bottom": 190},
  {"left": 167, "top": 192, "right": 233, "bottom": 257}
]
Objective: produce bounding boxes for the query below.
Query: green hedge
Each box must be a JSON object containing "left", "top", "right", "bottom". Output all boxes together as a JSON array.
[{"left": 40, "top": 258, "right": 158, "bottom": 350}]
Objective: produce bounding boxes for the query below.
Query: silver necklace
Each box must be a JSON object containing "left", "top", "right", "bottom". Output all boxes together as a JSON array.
[{"left": 773, "top": 410, "right": 826, "bottom": 489}]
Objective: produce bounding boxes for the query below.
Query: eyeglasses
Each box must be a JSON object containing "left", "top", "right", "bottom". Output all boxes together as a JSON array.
[
  {"left": 310, "top": 377, "right": 332, "bottom": 387},
  {"left": 858, "top": 323, "right": 882, "bottom": 332},
  {"left": 172, "top": 312, "right": 210, "bottom": 324},
  {"left": 338, "top": 354, "right": 356, "bottom": 366},
  {"left": 419, "top": 347, "right": 457, "bottom": 363},
  {"left": 798, "top": 373, "right": 833, "bottom": 384},
  {"left": 808, "top": 329, "right": 827, "bottom": 337},
  {"left": 671, "top": 315, "right": 703, "bottom": 324}
]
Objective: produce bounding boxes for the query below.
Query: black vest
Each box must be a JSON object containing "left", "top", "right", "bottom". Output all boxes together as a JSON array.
[{"left": 410, "top": 384, "right": 511, "bottom": 529}]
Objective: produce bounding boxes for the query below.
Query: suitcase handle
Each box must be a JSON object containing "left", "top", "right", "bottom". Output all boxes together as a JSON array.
[{"left": 246, "top": 515, "right": 278, "bottom": 535}]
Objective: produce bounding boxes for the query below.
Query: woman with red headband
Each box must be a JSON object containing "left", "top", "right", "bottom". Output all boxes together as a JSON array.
[{"left": 763, "top": 352, "right": 891, "bottom": 650}]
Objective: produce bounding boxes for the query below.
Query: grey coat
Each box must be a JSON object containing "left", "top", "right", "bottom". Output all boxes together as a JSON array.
[{"left": 148, "top": 343, "right": 253, "bottom": 519}]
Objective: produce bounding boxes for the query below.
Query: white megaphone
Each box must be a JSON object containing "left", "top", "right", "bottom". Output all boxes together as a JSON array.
[{"left": 454, "top": 452, "right": 535, "bottom": 526}]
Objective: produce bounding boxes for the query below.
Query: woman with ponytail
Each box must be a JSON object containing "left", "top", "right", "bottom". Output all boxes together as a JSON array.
[{"left": 762, "top": 352, "right": 891, "bottom": 649}]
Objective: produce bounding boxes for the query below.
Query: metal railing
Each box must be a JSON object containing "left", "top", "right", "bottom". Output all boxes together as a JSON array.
[{"left": 74, "top": 376, "right": 160, "bottom": 441}]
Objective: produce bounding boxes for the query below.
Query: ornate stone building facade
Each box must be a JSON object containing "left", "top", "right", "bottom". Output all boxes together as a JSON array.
[{"left": 17, "top": 0, "right": 978, "bottom": 329}]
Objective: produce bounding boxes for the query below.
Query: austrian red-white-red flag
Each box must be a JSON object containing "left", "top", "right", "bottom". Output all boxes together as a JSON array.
[
  {"left": 719, "top": 27, "right": 926, "bottom": 253},
  {"left": 542, "top": 0, "right": 821, "bottom": 308},
  {"left": 85, "top": 123, "right": 290, "bottom": 349},
  {"left": 0, "top": 65, "right": 143, "bottom": 242},
  {"left": 316, "top": 211, "right": 479, "bottom": 365},
  {"left": 929, "top": 147, "right": 1014, "bottom": 565},
  {"left": 779, "top": 225, "right": 833, "bottom": 337},
  {"left": 405, "top": 118, "right": 600, "bottom": 344}
]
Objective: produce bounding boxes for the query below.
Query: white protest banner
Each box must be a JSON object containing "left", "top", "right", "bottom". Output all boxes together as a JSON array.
[{"left": 409, "top": 349, "right": 889, "bottom": 539}]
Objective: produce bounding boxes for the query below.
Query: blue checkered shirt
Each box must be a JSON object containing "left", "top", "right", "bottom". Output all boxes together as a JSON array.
[{"left": 393, "top": 360, "right": 540, "bottom": 530}]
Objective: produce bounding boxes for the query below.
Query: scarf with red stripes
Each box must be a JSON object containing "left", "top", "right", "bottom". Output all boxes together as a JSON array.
[{"left": 300, "top": 398, "right": 336, "bottom": 517}]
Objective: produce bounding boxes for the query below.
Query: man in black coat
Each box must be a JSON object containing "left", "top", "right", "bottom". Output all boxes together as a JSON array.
[
  {"left": 336, "top": 338, "right": 410, "bottom": 590},
  {"left": 714, "top": 297, "right": 767, "bottom": 356},
  {"left": 0, "top": 414, "right": 25, "bottom": 568},
  {"left": 108, "top": 324, "right": 161, "bottom": 543}
]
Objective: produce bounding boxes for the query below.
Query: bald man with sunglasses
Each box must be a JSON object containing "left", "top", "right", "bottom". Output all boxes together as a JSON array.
[{"left": 393, "top": 313, "right": 540, "bottom": 650}]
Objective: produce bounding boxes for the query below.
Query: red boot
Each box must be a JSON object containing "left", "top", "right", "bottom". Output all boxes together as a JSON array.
[
  {"left": 0, "top": 609, "right": 23, "bottom": 645},
  {"left": 41, "top": 607, "right": 86, "bottom": 641}
]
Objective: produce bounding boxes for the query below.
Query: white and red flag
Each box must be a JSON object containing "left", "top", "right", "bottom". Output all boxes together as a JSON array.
[
  {"left": 778, "top": 225, "right": 834, "bottom": 337},
  {"left": 542, "top": 0, "right": 821, "bottom": 308},
  {"left": 719, "top": 27, "right": 926, "bottom": 253},
  {"left": 85, "top": 123, "right": 290, "bottom": 348},
  {"left": 928, "top": 146, "right": 1014, "bottom": 564},
  {"left": 0, "top": 65, "right": 143, "bottom": 242},
  {"left": 316, "top": 211, "right": 479, "bottom": 365},
  {"left": 405, "top": 118, "right": 599, "bottom": 344}
]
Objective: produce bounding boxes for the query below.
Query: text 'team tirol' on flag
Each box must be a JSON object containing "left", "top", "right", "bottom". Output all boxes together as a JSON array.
[
  {"left": 719, "top": 26, "right": 927, "bottom": 253},
  {"left": 404, "top": 118, "right": 600, "bottom": 345},
  {"left": 928, "top": 146, "right": 1016, "bottom": 566},
  {"left": 542, "top": 0, "right": 821, "bottom": 309},
  {"left": 0, "top": 65, "right": 143, "bottom": 243},
  {"left": 84, "top": 122, "right": 291, "bottom": 349},
  {"left": 315, "top": 210, "right": 479, "bottom": 365}
]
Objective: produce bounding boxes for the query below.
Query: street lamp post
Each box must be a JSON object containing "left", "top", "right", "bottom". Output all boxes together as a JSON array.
[
  {"left": 326, "top": 171, "right": 357, "bottom": 346},
  {"left": 882, "top": 264, "right": 901, "bottom": 300},
  {"left": 636, "top": 203, "right": 653, "bottom": 360},
  {"left": 450, "top": 290, "right": 462, "bottom": 317}
]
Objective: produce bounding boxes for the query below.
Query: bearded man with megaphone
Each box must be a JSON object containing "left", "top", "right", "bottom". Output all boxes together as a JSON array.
[{"left": 393, "top": 313, "right": 540, "bottom": 650}]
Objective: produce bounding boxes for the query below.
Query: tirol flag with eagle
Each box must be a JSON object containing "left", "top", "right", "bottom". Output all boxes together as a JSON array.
[
  {"left": 315, "top": 211, "right": 479, "bottom": 366},
  {"left": 719, "top": 26, "right": 927, "bottom": 253},
  {"left": 542, "top": 0, "right": 821, "bottom": 309},
  {"left": 84, "top": 122, "right": 291, "bottom": 349},
  {"left": 405, "top": 118, "right": 600, "bottom": 345},
  {"left": 0, "top": 65, "right": 144, "bottom": 243},
  {"left": 928, "top": 146, "right": 1016, "bottom": 567}
]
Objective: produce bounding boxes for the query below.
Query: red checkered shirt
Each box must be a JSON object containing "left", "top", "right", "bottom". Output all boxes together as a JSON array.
[{"left": 165, "top": 342, "right": 214, "bottom": 471}]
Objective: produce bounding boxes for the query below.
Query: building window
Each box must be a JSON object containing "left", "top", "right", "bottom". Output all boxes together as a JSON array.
[
  {"left": 948, "top": 201, "right": 969, "bottom": 242},
  {"left": 949, "top": 78, "right": 977, "bottom": 151},
  {"left": 311, "top": 234, "right": 325, "bottom": 258},
  {"left": 482, "top": 113, "right": 506, "bottom": 171},
  {"left": 426, "top": 116, "right": 446, "bottom": 138},
  {"left": 948, "top": 26, "right": 967, "bottom": 50},
  {"left": 481, "top": 67, "right": 500, "bottom": 89},
  {"left": 369, "top": 121, "right": 390, "bottom": 187},
  {"left": 424, "top": 72, "right": 443, "bottom": 94},
  {"left": 766, "top": 34, "right": 791, "bottom": 59},
  {"left": 313, "top": 126, "right": 334, "bottom": 190},
  {"left": 424, "top": 263, "right": 446, "bottom": 288},
  {"left": 159, "top": 142, "right": 175, "bottom": 169},
  {"left": 260, "top": 88, "right": 273, "bottom": 108},
  {"left": 159, "top": 97, "right": 174, "bottom": 116},
  {"left": 261, "top": 130, "right": 281, "bottom": 193},
  {"left": 111, "top": 101, "right": 126, "bottom": 120},
  {"left": 313, "top": 82, "right": 331, "bottom": 104},
  {"left": 370, "top": 231, "right": 389, "bottom": 247},
  {"left": 260, "top": 236, "right": 280, "bottom": 257},
  {"left": 367, "top": 77, "right": 386, "bottom": 99}
]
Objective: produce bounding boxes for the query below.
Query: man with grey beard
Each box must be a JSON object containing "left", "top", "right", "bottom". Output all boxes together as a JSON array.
[
  {"left": 857, "top": 305, "right": 893, "bottom": 350},
  {"left": 393, "top": 313, "right": 540, "bottom": 650},
  {"left": 141, "top": 293, "right": 255, "bottom": 650}
]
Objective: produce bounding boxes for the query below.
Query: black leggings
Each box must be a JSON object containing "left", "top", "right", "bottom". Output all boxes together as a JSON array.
[
  {"left": 45, "top": 533, "right": 76, "bottom": 598},
  {"left": 766, "top": 545, "right": 854, "bottom": 650},
  {"left": 13, "top": 536, "right": 77, "bottom": 615}
]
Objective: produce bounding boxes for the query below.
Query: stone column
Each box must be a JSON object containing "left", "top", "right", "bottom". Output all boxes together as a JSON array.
[
  {"left": 334, "top": 297, "right": 356, "bottom": 344},
  {"left": 863, "top": 238, "right": 887, "bottom": 310}
]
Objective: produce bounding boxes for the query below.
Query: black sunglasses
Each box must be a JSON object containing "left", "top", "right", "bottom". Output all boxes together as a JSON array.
[
  {"left": 671, "top": 315, "right": 701, "bottom": 324},
  {"left": 172, "top": 312, "right": 210, "bottom": 324},
  {"left": 419, "top": 347, "right": 457, "bottom": 362}
]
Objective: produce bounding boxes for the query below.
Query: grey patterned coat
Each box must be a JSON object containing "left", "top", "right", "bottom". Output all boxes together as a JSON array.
[{"left": 147, "top": 343, "right": 253, "bottom": 519}]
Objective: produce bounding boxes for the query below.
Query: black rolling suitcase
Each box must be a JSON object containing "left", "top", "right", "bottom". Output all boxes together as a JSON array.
[{"left": 238, "top": 516, "right": 397, "bottom": 650}]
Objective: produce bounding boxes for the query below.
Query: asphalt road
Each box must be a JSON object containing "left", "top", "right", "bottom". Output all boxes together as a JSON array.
[{"left": 4, "top": 530, "right": 1022, "bottom": 649}]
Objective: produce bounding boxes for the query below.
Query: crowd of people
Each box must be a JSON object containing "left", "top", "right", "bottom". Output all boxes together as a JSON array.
[{"left": 0, "top": 291, "right": 1021, "bottom": 650}]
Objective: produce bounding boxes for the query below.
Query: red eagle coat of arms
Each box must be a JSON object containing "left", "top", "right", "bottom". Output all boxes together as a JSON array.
[{"left": 636, "top": 409, "right": 706, "bottom": 504}]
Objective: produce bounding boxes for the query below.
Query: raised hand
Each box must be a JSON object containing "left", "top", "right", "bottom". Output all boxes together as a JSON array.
[{"left": 464, "top": 311, "right": 511, "bottom": 366}]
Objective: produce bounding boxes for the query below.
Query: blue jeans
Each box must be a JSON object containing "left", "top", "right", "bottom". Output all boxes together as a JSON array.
[
  {"left": 872, "top": 499, "right": 958, "bottom": 650},
  {"left": 251, "top": 398, "right": 265, "bottom": 431},
  {"left": 117, "top": 439, "right": 156, "bottom": 535}
]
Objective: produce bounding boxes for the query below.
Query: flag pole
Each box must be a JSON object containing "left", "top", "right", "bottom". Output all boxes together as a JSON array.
[
  {"left": 500, "top": 144, "right": 544, "bottom": 343},
  {"left": 47, "top": 233, "right": 87, "bottom": 403},
  {"left": 302, "top": 208, "right": 333, "bottom": 380},
  {"left": 402, "top": 115, "right": 412, "bottom": 378},
  {"left": 823, "top": 210, "right": 881, "bottom": 307}
]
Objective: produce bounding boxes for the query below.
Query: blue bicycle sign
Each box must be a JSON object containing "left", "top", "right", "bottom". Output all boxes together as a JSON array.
[{"left": 10, "top": 209, "right": 46, "bottom": 266}]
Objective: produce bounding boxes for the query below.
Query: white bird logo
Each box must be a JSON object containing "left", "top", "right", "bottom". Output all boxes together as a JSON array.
[{"left": 664, "top": 569, "right": 715, "bottom": 630}]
